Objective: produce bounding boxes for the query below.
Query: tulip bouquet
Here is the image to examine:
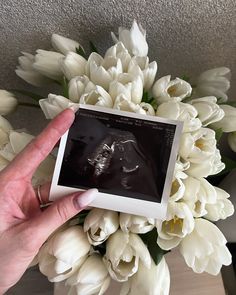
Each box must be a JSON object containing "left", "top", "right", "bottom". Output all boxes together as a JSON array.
[{"left": 1, "top": 20, "right": 236, "bottom": 295}]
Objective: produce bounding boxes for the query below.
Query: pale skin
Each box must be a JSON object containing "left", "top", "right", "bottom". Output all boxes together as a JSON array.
[{"left": 0, "top": 109, "right": 97, "bottom": 294}]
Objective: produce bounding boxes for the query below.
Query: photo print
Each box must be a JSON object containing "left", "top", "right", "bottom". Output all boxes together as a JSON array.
[{"left": 50, "top": 105, "right": 183, "bottom": 219}]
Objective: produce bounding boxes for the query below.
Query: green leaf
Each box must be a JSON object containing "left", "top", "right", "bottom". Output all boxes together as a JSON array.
[
  {"left": 62, "top": 76, "right": 69, "bottom": 98},
  {"left": 142, "top": 91, "right": 151, "bottom": 103},
  {"left": 215, "top": 128, "right": 223, "bottom": 143},
  {"left": 76, "top": 46, "right": 86, "bottom": 59},
  {"left": 10, "top": 89, "right": 44, "bottom": 102},
  {"left": 181, "top": 75, "right": 190, "bottom": 83},
  {"left": 150, "top": 99, "right": 158, "bottom": 110},
  {"left": 215, "top": 155, "right": 236, "bottom": 177},
  {"left": 222, "top": 156, "right": 236, "bottom": 173},
  {"left": 89, "top": 41, "right": 98, "bottom": 53},
  {"left": 139, "top": 229, "right": 169, "bottom": 265},
  {"left": 141, "top": 91, "right": 158, "bottom": 111}
]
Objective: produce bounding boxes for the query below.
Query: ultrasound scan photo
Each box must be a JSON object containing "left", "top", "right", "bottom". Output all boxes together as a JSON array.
[{"left": 58, "top": 107, "right": 176, "bottom": 203}]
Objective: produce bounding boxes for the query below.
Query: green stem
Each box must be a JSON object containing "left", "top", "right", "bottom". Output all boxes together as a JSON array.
[{"left": 18, "top": 102, "right": 40, "bottom": 109}]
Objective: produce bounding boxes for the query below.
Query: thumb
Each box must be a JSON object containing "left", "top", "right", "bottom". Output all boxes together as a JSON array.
[{"left": 30, "top": 189, "right": 98, "bottom": 245}]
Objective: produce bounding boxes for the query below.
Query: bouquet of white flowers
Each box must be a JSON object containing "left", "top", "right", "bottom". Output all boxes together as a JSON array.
[{"left": 0, "top": 20, "right": 236, "bottom": 295}]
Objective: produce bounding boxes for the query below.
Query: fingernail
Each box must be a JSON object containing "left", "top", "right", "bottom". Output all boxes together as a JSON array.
[
  {"left": 74, "top": 189, "right": 98, "bottom": 210},
  {"left": 68, "top": 104, "right": 79, "bottom": 112}
]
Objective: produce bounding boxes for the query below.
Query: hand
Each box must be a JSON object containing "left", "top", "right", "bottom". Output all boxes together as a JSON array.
[{"left": 0, "top": 109, "right": 97, "bottom": 294}]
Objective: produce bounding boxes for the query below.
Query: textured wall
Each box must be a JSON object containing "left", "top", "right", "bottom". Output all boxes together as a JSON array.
[{"left": 0, "top": 0, "right": 235, "bottom": 133}]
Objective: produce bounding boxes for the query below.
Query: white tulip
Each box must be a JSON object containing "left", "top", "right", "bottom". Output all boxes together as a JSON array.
[
  {"left": 66, "top": 254, "right": 110, "bottom": 295},
  {"left": 128, "top": 56, "right": 157, "bottom": 90},
  {"left": 0, "top": 155, "right": 8, "bottom": 170},
  {"left": 169, "top": 160, "right": 189, "bottom": 201},
  {"left": 186, "top": 148, "right": 225, "bottom": 178},
  {"left": 68, "top": 75, "right": 95, "bottom": 103},
  {"left": 51, "top": 33, "right": 80, "bottom": 55},
  {"left": 195, "top": 67, "right": 230, "bottom": 103},
  {"left": 109, "top": 73, "right": 143, "bottom": 104},
  {"left": 39, "top": 93, "right": 75, "bottom": 119},
  {"left": 111, "top": 20, "right": 148, "bottom": 57},
  {"left": 179, "top": 127, "right": 216, "bottom": 164},
  {"left": 15, "top": 52, "right": 51, "bottom": 86},
  {"left": 156, "top": 201, "right": 194, "bottom": 250},
  {"left": 0, "top": 90, "right": 18, "bottom": 116},
  {"left": 80, "top": 86, "right": 113, "bottom": 108},
  {"left": 33, "top": 49, "right": 64, "bottom": 81},
  {"left": 190, "top": 96, "right": 225, "bottom": 126},
  {"left": 0, "top": 131, "right": 33, "bottom": 162},
  {"left": 139, "top": 103, "right": 155, "bottom": 116},
  {"left": 0, "top": 115, "right": 12, "bottom": 148},
  {"left": 103, "top": 230, "right": 151, "bottom": 282},
  {"left": 113, "top": 94, "right": 146, "bottom": 114},
  {"left": 156, "top": 101, "right": 201, "bottom": 132},
  {"left": 105, "top": 42, "right": 131, "bottom": 72},
  {"left": 120, "top": 213, "right": 155, "bottom": 234},
  {"left": 60, "top": 52, "right": 87, "bottom": 80},
  {"left": 84, "top": 208, "right": 119, "bottom": 246},
  {"left": 152, "top": 76, "right": 192, "bottom": 104},
  {"left": 0, "top": 130, "right": 55, "bottom": 186},
  {"left": 180, "top": 218, "right": 232, "bottom": 275},
  {"left": 182, "top": 176, "right": 217, "bottom": 218},
  {"left": 86, "top": 52, "right": 122, "bottom": 90},
  {"left": 38, "top": 226, "right": 90, "bottom": 282},
  {"left": 120, "top": 257, "right": 170, "bottom": 295},
  {"left": 228, "top": 131, "right": 236, "bottom": 152},
  {"left": 205, "top": 187, "right": 234, "bottom": 221},
  {"left": 211, "top": 104, "right": 236, "bottom": 132}
]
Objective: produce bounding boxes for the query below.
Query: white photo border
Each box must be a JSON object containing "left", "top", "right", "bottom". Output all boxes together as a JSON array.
[{"left": 50, "top": 105, "right": 183, "bottom": 219}]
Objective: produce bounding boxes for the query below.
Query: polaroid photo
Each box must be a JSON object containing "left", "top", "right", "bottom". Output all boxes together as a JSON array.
[{"left": 50, "top": 105, "right": 183, "bottom": 219}]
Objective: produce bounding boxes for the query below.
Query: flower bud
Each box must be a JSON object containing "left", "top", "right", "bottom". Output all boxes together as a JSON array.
[
  {"left": 84, "top": 208, "right": 119, "bottom": 246},
  {"left": 80, "top": 86, "right": 113, "bottom": 108},
  {"left": 39, "top": 93, "right": 75, "bottom": 119},
  {"left": 16, "top": 52, "right": 51, "bottom": 86},
  {"left": 38, "top": 226, "right": 90, "bottom": 282},
  {"left": 60, "top": 52, "right": 87, "bottom": 80},
  {"left": 109, "top": 73, "right": 143, "bottom": 104},
  {"left": 51, "top": 34, "right": 80, "bottom": 55},
  {"left": 190, "top": 96, "right": 224, "bottom": 126},
  {"left": 152, "top": 75, "right": 192, "bottom": 104},
  {"left": 211, "top": 104, "right": 236, "bottom": 132},
  {"left": 68, "top": 75, "right": 95, "bottom": 103},
  {"left": 120, "top": 213, "right": 155, "bottom": 234},
  {"left": 66, "top": 254, "right": 110, "bottom": 295},
  {"left": 111, "top": 20, "right": 148, "bottom": 57},
  {"left": 195, "top": 67, "right": 230, "bottom": 103},
  {"left": 0, "top": 90, "right": 18, "bottom": 115},
  {"left": 103, "top": 230, "right": 151, "bottom": 282},
  {"left": 120, "top": 257, "right": 170, "bottom": 295},
  {"left": 180, "top": 218, "right": 231, "bottom": 275},
  {"left": 128, "top": 56, "right": 157, "bottom": 90},
  {"left": 33, "top": 49, "right": 64, "bottom": 81}
]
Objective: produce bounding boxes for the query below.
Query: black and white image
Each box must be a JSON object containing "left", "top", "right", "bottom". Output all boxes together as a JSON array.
[{"left": 50, "top": 105, "right": 183, "bottom": 219}]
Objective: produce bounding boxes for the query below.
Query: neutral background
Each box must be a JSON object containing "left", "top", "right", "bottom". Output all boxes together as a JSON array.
[{"left": 0, "top": 0, "right": 235, "bottom": 135}]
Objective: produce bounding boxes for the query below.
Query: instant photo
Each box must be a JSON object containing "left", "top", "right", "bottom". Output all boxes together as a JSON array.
[{"left": 50, "top": 105, "right": 183, "bottom": 219}]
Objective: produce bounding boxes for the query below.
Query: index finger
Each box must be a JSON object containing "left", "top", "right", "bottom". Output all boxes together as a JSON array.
[{"left": 6, "top": 109, "right": 75, "bottom": 178}]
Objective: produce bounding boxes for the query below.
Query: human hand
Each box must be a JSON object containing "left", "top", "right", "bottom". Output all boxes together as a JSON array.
[{"left": 0, "top": 109, "right": 97, "bottom": 294}]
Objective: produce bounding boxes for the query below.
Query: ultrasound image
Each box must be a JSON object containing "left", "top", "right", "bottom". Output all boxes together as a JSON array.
[{"left": 58, "top": 108, "right": 176, "bottom": 203}]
